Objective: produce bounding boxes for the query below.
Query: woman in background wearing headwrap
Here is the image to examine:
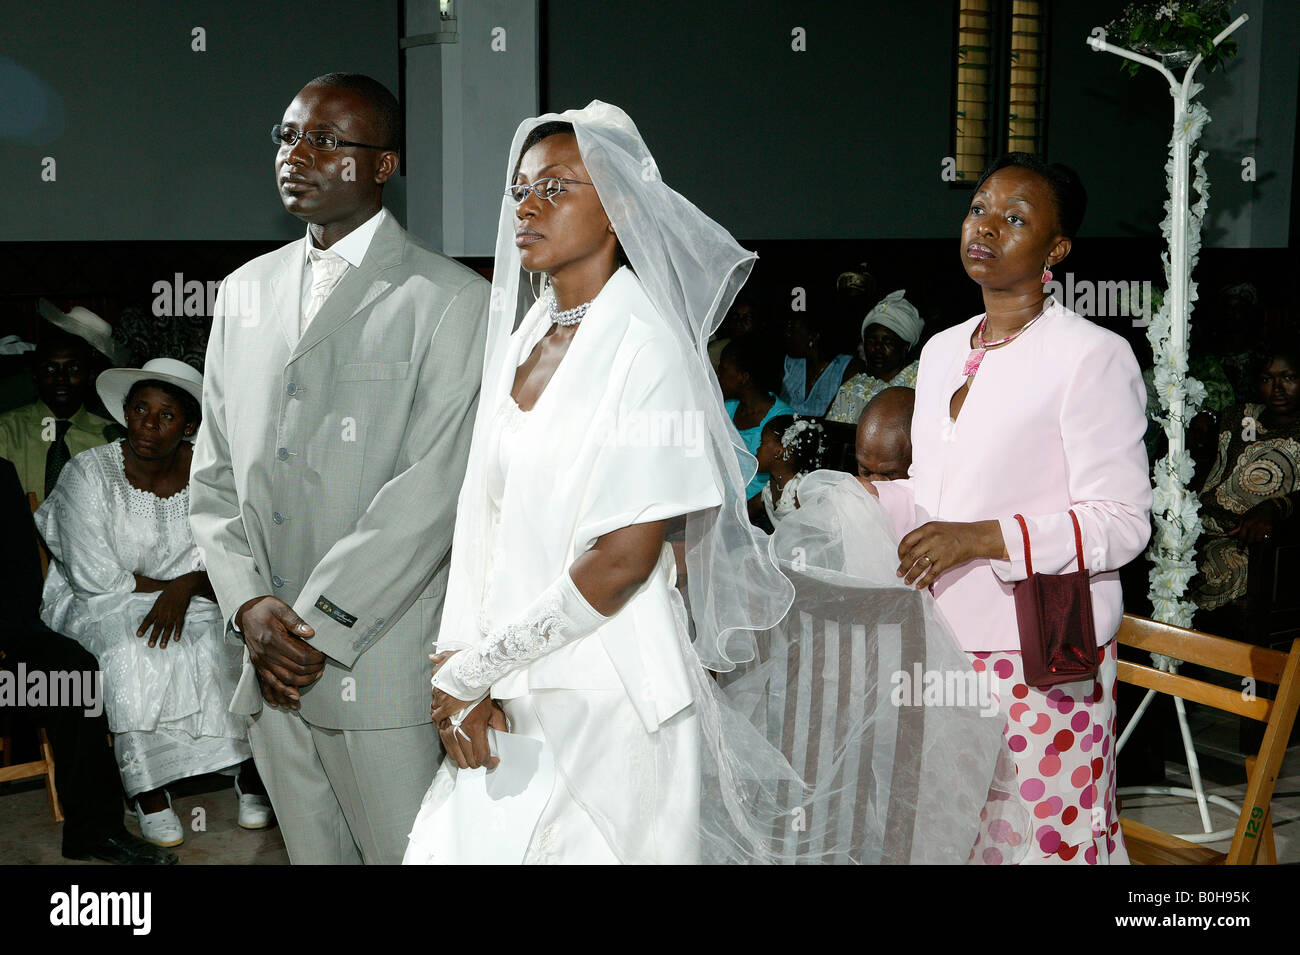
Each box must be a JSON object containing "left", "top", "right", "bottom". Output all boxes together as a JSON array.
[{"left": 826, "top": 289, "right": 923, "bottom": 424}]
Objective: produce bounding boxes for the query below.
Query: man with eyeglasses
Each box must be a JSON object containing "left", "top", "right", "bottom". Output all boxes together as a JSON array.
[
  {"left": 189, "top": 73, "right": 489, "bottom": 865},
  {"left": 0, "top": 302, "right": 123, "bottom": 504}
]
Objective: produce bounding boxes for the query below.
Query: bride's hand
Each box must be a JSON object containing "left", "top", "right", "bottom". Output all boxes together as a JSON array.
[{"left": 437, "top": 697, "right": 509, "bottom": 770}]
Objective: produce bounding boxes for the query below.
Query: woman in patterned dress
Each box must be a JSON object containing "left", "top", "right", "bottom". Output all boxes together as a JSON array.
[{"left": 1191, "top": 342, "right": 1300, "bottom": 612}]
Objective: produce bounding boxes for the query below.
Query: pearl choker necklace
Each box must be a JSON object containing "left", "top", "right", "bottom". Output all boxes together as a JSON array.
[{"left": 548, "top": 294, "right": 593, "bottom": 326}]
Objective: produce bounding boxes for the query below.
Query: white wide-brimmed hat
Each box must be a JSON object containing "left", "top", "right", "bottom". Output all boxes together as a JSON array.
[
  {"left": 96, "top": 358, "right": 204, "bottom": 429},
  {"left": 38, "top": 299, "right": 129, "bottom": 365}
]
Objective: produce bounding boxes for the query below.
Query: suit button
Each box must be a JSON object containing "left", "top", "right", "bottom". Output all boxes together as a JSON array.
[
  {"left": 273, "top": 511, "right": 284, "bottom": 524},
  {"left": 276, "top": 447, "right": 289, "bottom": 461},
  {"left": 272, "top": 575, "right": 284, "bottom": 587},
  {"left": 286, "top": 382, "right": 298, "bottom": 396}
]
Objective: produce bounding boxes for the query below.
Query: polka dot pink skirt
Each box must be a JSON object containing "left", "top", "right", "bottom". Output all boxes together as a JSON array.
[{"left": 967, "top": 640, "right": 1127, "bottom": 865}]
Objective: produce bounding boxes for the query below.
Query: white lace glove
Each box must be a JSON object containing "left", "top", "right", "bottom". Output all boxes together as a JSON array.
[{"left": 433, "top": 570, "right": 607, "bottom": 705}]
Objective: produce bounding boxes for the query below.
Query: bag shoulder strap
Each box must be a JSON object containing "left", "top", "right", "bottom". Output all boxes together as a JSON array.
[
  {"left": 1069, "top": 509, "right": 1086, "bottom": 572},
  {"left": 1014, "top": 513, "right": 1033, "bottom": 577},
  {"left": 1014, "top": 512, "right": 1085, "bottom": 575}
]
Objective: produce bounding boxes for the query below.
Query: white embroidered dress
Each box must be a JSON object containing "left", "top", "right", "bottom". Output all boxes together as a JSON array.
[{"left": 36, "top": 442, "right": 249, "bottom": 797}]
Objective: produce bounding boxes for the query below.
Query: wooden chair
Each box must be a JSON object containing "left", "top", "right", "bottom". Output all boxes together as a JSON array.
[
  {"left": 1116, "top": 613, "right": 1300, "bottom": 864},
  {"left": 0, "top": 726, "right": 64, "bottom": 822},
  {"left": 1245, "top": 512, "right": 1300, "bottom": 648},
  {"left": 0, "top": 490, "right": 63, "bottom": 821}
]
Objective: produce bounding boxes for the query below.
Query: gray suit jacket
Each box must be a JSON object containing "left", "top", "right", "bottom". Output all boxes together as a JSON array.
[{"left": 189, "top": 212, "right": 488, "bottom": 730}]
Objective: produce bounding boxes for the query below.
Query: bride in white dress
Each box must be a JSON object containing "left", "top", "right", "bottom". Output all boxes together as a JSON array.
[{"left": 404, "top": 102, "right": 798, "bottom": 865}]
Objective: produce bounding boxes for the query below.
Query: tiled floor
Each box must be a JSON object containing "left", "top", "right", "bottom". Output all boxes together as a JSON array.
[
  {"left": 1115, "top": 703, "right": 1300, "bottom": 863},
  {"left": 0, "top": 772, "right": 288, "bottom": 865},
  {"left": 2, "top": 720, "right": 1295, "bottom": 865}
]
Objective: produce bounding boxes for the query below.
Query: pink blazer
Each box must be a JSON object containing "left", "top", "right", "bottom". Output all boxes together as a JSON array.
[{"left": 875, "top": 300, "right": 1152, "bottom": 652}]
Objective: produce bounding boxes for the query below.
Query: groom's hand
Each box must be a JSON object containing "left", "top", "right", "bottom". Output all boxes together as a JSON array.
[
  {"left": 237, "top": 595, "right": 325, "bottom": 709},
  {"left": 437, "top": 697, "right": 508, "bottom": 771}
]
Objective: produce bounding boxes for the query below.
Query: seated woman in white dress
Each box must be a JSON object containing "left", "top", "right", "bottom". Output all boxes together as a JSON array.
[{"left": 36, "top": 358, "right": 269, "bottom": 848}]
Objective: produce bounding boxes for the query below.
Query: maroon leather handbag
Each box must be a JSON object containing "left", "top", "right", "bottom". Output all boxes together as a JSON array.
[{"left": 1012, "top": 510, "right": 1100, "bottom": 687}]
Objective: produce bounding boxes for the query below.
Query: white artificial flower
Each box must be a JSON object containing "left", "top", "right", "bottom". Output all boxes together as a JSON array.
[
  {"left": 1152, "top": 481, "right": 1181, "bottom": 518},
  {"left": 1151, "top": 562, "right": 1196, "bottom": 598},
  {"left": 1170, "top": 599, "right": 1198, "bottom": 628},
  {"left": 1175, "top": 103, "right": 1210, "bottom": 146},
  {"left": 1152, "top": 366, "right": 1178, "bottom": 412},
  {"left": 1151, "top": 596, "right": 1180, "bottom": 621},
  {"left": 1176, "top": 495, "right": 1203, "bottom": 537},
  {"left": 1148, "top": 297, "right": 1172, "bottom": 346}
]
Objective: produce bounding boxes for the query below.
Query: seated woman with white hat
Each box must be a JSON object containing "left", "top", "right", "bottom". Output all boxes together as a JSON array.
[{"left": 35, "top": 358, "right": 271, "bottom": 848}]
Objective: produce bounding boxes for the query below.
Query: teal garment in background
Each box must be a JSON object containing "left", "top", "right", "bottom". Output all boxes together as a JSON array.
[{"left": 726, "top": 395, "right": 794, "bottom": 499}]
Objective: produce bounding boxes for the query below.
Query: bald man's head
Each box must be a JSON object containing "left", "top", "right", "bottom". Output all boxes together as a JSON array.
[{"left": 856, "top": 386, "right": 914, "bottom": 482}]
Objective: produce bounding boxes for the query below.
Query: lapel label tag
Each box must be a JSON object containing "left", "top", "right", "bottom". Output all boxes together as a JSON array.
[{"left": 315, "top": 595, "right": 358, "bottom": 628}]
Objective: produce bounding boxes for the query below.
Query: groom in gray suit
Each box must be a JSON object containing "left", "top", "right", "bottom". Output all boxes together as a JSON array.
[{"left": 190, "top": 73, "right": 487, "bottom": 863}]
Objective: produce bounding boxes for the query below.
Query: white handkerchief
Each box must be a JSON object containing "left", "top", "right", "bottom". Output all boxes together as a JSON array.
[{"left": 403, "top": 730, "right": 555, "bottom": 865}]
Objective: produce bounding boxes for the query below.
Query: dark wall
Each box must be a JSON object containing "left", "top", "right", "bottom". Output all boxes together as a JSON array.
[
  {"left": 545, "top": 0, "right": 959, "bottom": 240},
  {"left": 546, "top": 0, "right": 1296, "bottom": 243},
  {"left": 2, "top": 1, "right": 1294, "bottom": 352},
  {"left": 3, "top": 1, "right": 1293, "bottom": 245},
  {"left": 0, "top": 1, "right": 404, "bottom": 241}
]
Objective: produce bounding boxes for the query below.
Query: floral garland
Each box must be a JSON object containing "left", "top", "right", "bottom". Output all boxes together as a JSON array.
[{"left": 1145, "top": 99, "right": 1213, "bottom": 626}]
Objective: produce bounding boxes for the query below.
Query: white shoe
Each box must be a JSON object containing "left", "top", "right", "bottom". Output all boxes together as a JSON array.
[
  {"left": 133, "top": 791, "right": 184, "bottom": 848},
  {"left": 236, "top": 777, "right": 275, "bottom": 830}
]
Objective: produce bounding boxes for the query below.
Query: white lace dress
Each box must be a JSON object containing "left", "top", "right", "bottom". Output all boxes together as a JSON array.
[{"left": 36, "top": 442, "right": 249, "bottom": 797}]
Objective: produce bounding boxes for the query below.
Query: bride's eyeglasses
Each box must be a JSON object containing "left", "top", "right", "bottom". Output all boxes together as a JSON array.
[{"left": 505, "top": 177, "right": 593, "bottom": 205}]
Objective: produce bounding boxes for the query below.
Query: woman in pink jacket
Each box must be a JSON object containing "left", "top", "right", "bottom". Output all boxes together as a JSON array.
[{"left": 869, "top": 154, "right": 1152, "bottom": 864}]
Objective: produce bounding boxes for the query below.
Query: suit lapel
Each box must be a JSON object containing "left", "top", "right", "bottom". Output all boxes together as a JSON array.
[
  {"left": 290, "top": 215, "right": 404, "bottom": 361},
  {"left": 268, "top": 240, "right": 305, "bottom": 353}
]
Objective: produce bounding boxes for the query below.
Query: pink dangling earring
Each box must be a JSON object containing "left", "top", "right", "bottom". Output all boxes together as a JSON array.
[{"left": 1041, "top": 264, "right": 1053, "bottom": 284}]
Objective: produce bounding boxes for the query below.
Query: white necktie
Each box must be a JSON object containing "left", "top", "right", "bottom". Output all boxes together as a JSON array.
[{"left": 303, "top": 247, "right": 350, "bottom": 335}]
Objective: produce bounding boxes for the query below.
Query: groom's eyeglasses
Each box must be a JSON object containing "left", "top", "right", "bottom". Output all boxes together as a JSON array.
[
  {"left": 272, "top": 125, "right": 390, "bottom": 152},
  {"left": 505, "top": 177, "right": 593, "bottom": 205}
]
